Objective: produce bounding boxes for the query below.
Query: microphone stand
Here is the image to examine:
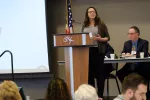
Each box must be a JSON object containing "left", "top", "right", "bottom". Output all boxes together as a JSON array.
[
  {"left": 0, "top": 50, "right": 14, "bottom": 81},
  {"left": 72, "top": 20, "right": 82, "bottom": 24}
]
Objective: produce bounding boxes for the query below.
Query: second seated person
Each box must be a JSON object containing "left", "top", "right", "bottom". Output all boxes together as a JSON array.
[
  {"left": 117, "top": 26, "right": 149, "bottom": 83},
  {"left": 81, "top": 6, "right": 110, "bottom": 99}
]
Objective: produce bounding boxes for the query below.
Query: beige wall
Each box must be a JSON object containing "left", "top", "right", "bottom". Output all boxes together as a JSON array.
[{"left": 55, "top": 0, "right": 150, "bottom": 96}]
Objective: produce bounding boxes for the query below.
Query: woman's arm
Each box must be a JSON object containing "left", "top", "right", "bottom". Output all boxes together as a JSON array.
[
  {"left": 94, "top": 34, "right": 109, "bottom": 42},
  {"left": 94, "top": 22, "right": 110, "bottom": 42}
]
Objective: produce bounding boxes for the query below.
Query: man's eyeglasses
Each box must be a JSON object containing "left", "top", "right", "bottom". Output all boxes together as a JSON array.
[{"left": 128, "top": 33, "right": 137, "bottom": 35}]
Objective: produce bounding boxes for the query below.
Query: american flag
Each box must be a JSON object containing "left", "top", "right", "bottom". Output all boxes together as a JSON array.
[{"left": 65, "top": 0, "right": 73, "bottom": 34}]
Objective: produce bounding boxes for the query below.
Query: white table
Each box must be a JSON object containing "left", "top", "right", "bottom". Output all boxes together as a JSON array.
[
  {"left": 57, "top": 57, "right": 150, "bottom": 65},
  {"left": 104, "top": 57, "right": 150, "bottom": 63}
]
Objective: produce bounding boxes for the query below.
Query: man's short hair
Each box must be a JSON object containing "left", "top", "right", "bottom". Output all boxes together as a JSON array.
[
  {"left": 130, "top": 26, "right": 140, "bottom": 34},
  {"left": 122, "top": 73, "right": 147, "bottom": 93}
]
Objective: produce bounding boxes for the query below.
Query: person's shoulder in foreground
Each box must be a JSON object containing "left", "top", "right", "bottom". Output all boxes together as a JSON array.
[
  {"left": 113, "top": 73, "right": 147, "bottom": 100},
  {"left": 113, "top": 94, "right": 124, "bottom": 100}
]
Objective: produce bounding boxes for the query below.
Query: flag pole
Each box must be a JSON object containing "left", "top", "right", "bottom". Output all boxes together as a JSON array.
[
  {"left": 66, "top": 0, "right": 68, "bottom": 25},
  {"left": 65, "top": 0, "right": 69, "bottom": 34}
]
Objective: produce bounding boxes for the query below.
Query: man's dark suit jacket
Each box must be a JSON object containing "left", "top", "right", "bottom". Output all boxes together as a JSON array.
[
  {"left": 117, "top": 38, "right": 149, "bottom": 82},
  {"left": 122, "top": 38, "right": 149, "bottom": 58}
]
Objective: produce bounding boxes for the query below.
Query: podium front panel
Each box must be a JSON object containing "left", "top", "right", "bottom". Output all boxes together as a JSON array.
[{"left": 53, "top": 33, "right": 94, "bottom": 47}]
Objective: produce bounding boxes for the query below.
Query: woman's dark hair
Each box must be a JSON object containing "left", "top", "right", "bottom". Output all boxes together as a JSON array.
[
  {"left": 83, "top": 7, "right": 108, "bottom": 36},
  {"left": 83, "top": 6, "right": 101, "bottom": 27},
  {"left": 45, "top": 77, "right": 72, "bottom": 100}
]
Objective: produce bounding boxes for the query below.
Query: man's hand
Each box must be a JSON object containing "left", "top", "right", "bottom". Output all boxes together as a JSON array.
[
  {"left": 122, "top": 53, "right": 132, "bottom": 57},
  {"left": 126, "top": 53, "right": 132, "bottom": 56}
]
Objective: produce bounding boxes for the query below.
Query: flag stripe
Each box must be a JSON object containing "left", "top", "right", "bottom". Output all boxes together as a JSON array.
[{"left": 65, "top": 0, "right": 73, "bottom": 34}]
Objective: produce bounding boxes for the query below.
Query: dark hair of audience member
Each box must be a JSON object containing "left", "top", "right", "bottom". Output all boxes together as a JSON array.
[
  {"left": 122, "top": 73, "right": 147, "bottom": 93},
  {"left": 45, "top": 77, "right": 72, "bottom": 100}
]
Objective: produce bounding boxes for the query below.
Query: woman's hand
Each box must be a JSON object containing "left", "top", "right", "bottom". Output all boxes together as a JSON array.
[
  {"left": 93, "top": 34, "right": 109, "bottom": 42},
  {"left": 93, "top": 34, "right": 102, "bottom": 41}
]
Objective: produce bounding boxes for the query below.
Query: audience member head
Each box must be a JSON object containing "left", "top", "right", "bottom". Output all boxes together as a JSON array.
[
  {"left": 0, "top": 80, "right": 22, "bottom": 100},
  {"left": 122, "top": 73, "right": 147, "bottom": 100},
  {"left": 75, "top": 84, "right": 98, "bottom": 100},
  {"left": 45, "top": 77, "right": 71, "bottom": 100},
  {"left": 128, "top": 26, "right": 140, "bottom": 42}
]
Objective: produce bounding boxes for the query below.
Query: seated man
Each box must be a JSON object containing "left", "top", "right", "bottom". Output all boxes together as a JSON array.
[
  {"left": 114, "top": 73, "right": 147, "bottom": 100},
  {"left": 117, "top": 26, "right": 149, "bottom": 83}
]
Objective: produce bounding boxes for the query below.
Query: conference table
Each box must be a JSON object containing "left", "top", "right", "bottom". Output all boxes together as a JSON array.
[
  {"left": 57, "top": 57, "right": 150, "bottom": 94},
  {"left": 57, "top": 57, "right": 150, "bottom": 65}
]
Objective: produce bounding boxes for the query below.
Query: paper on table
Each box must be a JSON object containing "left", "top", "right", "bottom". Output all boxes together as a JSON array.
[
  {"left": 89, "top": 32, "right": 93, "bottom": 38},
  {"left": 125, "top": 56, "right": 136, "bottom": 59}
]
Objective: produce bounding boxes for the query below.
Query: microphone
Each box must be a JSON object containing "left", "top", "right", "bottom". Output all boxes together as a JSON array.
[{"left": 72, "top": 20, "right": 82, "bottom": 24}]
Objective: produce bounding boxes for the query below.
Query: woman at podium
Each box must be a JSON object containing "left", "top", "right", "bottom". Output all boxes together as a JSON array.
[{"left": 81, "top": 6, "right": 110, "bottom": 99}]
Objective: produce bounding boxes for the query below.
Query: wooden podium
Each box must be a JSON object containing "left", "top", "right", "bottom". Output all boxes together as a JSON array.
[{"left": 53, "top": 33, "right": 94, "bottom": 96}]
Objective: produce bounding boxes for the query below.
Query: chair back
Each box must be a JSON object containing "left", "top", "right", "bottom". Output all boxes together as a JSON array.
[{"left": 112, "top": 54, "right": 118, "bottom": 75}]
